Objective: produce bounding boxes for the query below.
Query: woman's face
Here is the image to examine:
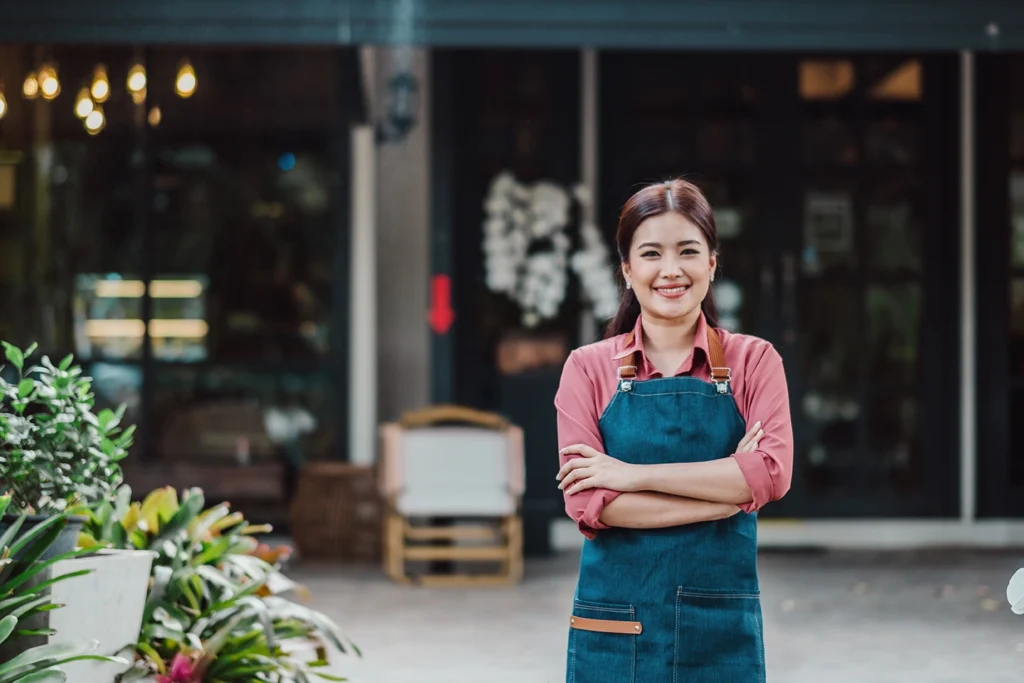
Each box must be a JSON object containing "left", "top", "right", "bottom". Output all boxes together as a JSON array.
[{"left": 622, "top": 212, "right": 716, "bottom": 325}]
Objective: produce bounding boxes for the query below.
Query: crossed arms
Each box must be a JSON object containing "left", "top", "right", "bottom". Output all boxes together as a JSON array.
[{"left": 554, "top": 349, "right": 793, "bottom": 539}]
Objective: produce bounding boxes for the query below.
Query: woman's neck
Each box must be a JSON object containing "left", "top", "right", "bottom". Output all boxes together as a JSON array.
[{"left": 640, "top": 309, "right": 700, "bottom": 355}]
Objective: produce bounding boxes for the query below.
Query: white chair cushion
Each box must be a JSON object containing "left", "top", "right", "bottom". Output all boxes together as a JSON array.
[{"left": 394, "top": 427, "right": 516, "bottom": 517}]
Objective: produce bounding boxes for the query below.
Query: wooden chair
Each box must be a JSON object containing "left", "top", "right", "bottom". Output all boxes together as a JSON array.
[{"left": 378, "top": 405, "right": 524, "bottom": 586}]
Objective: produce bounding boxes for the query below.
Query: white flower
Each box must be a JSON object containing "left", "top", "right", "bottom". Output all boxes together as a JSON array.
[{"left": 482, "top": 172, "right": 621, "bottom": 326}]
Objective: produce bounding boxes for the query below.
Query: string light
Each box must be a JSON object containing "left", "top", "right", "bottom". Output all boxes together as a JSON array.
[
  {"left": 147, "top": 106, "right": 162, "bottom": 127},
  {"left": 22, "top": 71, "right": 39, "bottom": 99},
  {"left": 74, "top": 87, "right": 93, "bottom": 119},
  {"left": 0, "top": 86, "right": 6, "bottom": 121},
  {"left": 126, "top": 63, "right": 146, "bottom": 95},
  {"left": 90, "top": 65, "right": 110, "bottom": 103},
  {"left": 175, "top": 61, "right": 197, "bottom": 98},
  {"left": 85, "top": 105, "right": 105, "bottom": 135},
  {"left": 38, "top": 64, "right": 60, "bottom": 100}
]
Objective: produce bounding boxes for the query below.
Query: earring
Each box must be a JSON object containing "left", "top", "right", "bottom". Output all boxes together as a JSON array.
[
  {"left": 711, "top": 274, "right": 716, "bottom": 283},
  {"left": 625, "top": 282, "right": 632, "bottom": 290}
]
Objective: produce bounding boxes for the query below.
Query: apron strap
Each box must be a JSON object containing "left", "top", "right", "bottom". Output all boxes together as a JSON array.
[
  {"left": 617, "top": 330, "right": 639, "bottom": 380},
  {"left": 706, "top": 325, "right": 731, "bottom": 386},
  {"left": 616, "top": 324, "right": 732, "bottom": 385}
]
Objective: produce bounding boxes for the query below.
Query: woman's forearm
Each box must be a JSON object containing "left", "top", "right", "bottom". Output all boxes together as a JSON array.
[
  {"left": 597, "top": 491, "right": 740, "bottom": 529},
  {"left": 636, "top": 457, "right": 753, "bottom": 506}
]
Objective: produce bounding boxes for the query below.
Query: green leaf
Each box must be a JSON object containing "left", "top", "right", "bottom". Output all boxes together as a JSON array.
[
  {"left": 57, "top": 354, "right": 73, "bottom": 372},
  {"left": 0, "top": 640, "right": 97, "bottom": 677},
  {"left": 7, "top": 669, "right": 67, "bottom": 683},
  {"left": 2, "top": 342, "right": 25, "bottom": 373},
  {"left": 96, "top": 409, "right": 116, "bottom": 432},
  {"left": 9, "top": 596, "right": 51, "bottom": 619},
  {"left": 0, "top": 615, "right": 16, "bottom": 644},
  {"left": 17, "top": 379, "right": 34, "bottom": 399},
  {"left": 7, "top": 514, "right": 67, "bottom": 562}
]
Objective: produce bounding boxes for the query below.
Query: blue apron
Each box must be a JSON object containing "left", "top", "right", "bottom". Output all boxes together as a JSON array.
[{"left": 566, "top": 325, "right": 765, "bottom": 683}]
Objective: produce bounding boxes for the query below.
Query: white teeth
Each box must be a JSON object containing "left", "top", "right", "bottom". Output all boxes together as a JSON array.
[{"left": 658, "top": 286, "right": 687, "bottom": 293}]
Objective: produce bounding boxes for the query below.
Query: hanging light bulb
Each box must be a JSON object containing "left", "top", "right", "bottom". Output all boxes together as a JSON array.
[
  {"left": 23, "top": 71, "right": 39, "bottom": 100},
  {"left": 174, "top": 61, "right": 197, "bottom": 99},
  {"left": 74, "top": 87, "right": 94, "bottom": 119},
  {"left": 90, "top": 65, "right": 110, "bottom": 103},
  {"left": 84, "top": 105, "right": 105, "bottom": 135},
  {"left": 126, "top": 63, "right": 146, "bottom": 95},
  {"left": 147, "top": 106, "right": 162, "bottom": 127},
  {"left": 0, "top": 89, "right": 7, "bottom": 121},
  {"left": 38, "top": 64, "right": 60, "bottom": 100}
]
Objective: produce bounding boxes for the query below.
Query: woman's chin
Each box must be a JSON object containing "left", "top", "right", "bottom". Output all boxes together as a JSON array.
[{"left": 645, "top": 301, "right": 700, "bottom": 323}]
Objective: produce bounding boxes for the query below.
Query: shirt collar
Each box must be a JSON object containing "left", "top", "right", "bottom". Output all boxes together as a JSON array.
[{"left": 612, "top": 313, "right": 712, "bottom": 376}]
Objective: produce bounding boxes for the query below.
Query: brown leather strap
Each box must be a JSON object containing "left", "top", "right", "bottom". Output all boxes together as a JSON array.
[
  {"left": 570, "top": 616, "right": 643, "bottom": 635},
  {"left": 617, "top": 330, "right": 638, "bottom": 380},
  {"left": 706, "top": 325, "right": 731, "bottom": 384},
  {"left": 616, "top": 326, "right": 731, "bottom": 384}
]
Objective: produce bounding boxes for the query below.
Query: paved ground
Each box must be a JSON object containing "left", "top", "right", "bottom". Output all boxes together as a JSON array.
[{"left": 291, "top": 550, "right": 1024, "bottom": 683}]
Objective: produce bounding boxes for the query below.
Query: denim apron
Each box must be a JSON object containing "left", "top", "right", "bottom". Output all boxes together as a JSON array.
[{"left": 566, "top": 325, "right": 765, "bottom": 683}]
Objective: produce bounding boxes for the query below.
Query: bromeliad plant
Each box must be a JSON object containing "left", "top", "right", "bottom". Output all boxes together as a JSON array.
[
  {"left": 0, "top": 494, "right": 127, "bottom": 682},
  {"left": 0, "top": 341, "right": 133, "bottom": 515},
  {"left": 81, "top": 486, "right": 357, "bottom": 682}
]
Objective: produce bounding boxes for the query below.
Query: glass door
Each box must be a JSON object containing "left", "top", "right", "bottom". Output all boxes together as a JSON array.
[
  {"left": 977, "top": 54, "right": 1024, "bottom": 517},
  {"left": 771, "top": 55, "right": 960, "bottom": 517},
  {"left": 600, "top": 52, "right": 961, "bottom": 518}
]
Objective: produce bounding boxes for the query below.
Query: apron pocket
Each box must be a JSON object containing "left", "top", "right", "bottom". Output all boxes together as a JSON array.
[
  {"left": 673, "top": 588, "right": 765, "bottom": 683},
  {"left": 567, "top": 599, "right": 639, "bottom": 683}
]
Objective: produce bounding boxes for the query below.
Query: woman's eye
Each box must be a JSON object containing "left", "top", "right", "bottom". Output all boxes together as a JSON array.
[
  {"left": 641, "top": 251, "right": 659, "bottom": 258},
  {"left": 681, "top": 249, "right": 699, "bottom": 256}
]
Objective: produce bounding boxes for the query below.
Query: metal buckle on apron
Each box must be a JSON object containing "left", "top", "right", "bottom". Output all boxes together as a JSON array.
[
  {"left": 617, "top": 365, "right": 636, "bottom": 392},
  {"left": 711, "top": 367, "right": 731, "bottom": 394}
]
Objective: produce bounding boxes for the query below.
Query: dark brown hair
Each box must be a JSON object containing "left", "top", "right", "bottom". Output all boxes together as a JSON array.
[{"left": 605, "top": 179, "right": 720, "bottom": 338}]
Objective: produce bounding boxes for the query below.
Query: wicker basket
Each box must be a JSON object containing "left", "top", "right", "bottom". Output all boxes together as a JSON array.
[{"left": 288, "top": 462, "right": 382, "bottom": 562}]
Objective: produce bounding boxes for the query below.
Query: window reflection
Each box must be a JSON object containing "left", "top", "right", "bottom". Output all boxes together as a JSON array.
[
  {"left": 867, "top": 393, "right": 921, "bottom": 491},
  {"left": 866, "top": 284, "right": 921, "bottom": 386},
  {"left": 799, "top": 60, "right": 855, "bottom": 100},
  {"left": 867, "top": 60, "right": 922, "bottom": 101},
  {"left": 152, "top": 366, "right": 335, "bottom": 464}
]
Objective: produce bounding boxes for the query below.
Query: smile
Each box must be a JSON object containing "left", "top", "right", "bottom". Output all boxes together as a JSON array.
[{"left": 654, "top": 285, "right": 690, "bottom": 299}]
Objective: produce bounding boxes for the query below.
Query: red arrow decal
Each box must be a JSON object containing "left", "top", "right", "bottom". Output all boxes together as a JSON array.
[{"left": 428, "top": 274, "right": 455, "bottom": 334}]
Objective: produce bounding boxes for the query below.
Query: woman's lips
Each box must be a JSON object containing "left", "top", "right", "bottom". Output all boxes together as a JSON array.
[{"left": 654, "top": 284, "right": 691, "bottom": 299}]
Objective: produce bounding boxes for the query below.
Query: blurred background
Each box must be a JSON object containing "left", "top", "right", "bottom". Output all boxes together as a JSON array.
[{"left": 1, "top": 1, "right": 1024, "bottom": 681}]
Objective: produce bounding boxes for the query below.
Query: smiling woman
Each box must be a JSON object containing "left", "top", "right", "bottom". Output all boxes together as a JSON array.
[{"left": 555, "top": 178, "right": 793, "bottom": 683}]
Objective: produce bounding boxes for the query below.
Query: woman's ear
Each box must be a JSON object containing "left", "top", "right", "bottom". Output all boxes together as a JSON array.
[
  {"left": 709, "top": 253, "right": 718, "bottom": 281},
  {"left": 621, "top": 261, "right": 631, "bottom": 288}
]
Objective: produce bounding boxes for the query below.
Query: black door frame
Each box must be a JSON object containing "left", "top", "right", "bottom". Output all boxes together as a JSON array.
[{"left": 975, "top": 53, "right": 1023, "bottom": 517}]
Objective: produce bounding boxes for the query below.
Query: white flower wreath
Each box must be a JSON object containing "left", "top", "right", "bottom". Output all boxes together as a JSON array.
[{"left": 482, "top": 172, "right": 620, "bottom": 328}]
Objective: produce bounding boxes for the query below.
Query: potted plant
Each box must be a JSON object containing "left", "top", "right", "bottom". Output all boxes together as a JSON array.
[
  {"left": 81, "top": 485, "right": 358, "bottom": 681},
  {"left": 0, "top": 342, "right": 154, "bottom": 682},
  {"left": 0, "top": 341, "right": 133, "bottom": 558},
  {"left": 0, "top": 494, "right": 128, "bottom": 681}
]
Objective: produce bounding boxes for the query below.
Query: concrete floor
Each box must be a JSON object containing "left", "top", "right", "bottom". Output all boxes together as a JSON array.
[{"left": 291, "top": 550, "right": 1024, "bottom": 683}]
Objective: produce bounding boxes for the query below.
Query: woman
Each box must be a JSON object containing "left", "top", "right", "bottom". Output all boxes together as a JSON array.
[{"left": 554, "top": 179, "right": 793, "bottom": 682}]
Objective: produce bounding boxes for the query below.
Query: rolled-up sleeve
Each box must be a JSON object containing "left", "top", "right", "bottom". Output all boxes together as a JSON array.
[
  {"left": 555, "top": 351, "right": 622, "bottom": 538},
  {"left": 731, "top": 349, "right": 793, "bottom": 513}
]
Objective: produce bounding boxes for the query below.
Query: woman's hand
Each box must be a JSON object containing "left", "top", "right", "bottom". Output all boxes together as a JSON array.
[
  {"left": 556, "top": 422, "right": 763, "bottom": 496},
  {"left": 737, "top": 421, "right": 763, "bottom": 452},
  {"left": 556, "top": 446, "right": 643, "bottom": 495}
]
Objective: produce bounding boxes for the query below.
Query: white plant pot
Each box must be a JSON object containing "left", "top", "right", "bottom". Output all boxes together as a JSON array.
[{"left": 48, "top": 548, "right": 157, "bottom": 683}]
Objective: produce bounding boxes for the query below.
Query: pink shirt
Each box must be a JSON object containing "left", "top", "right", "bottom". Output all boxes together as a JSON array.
[{"left": 555, "top": 313, "right": 793, "bottom": 539}]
